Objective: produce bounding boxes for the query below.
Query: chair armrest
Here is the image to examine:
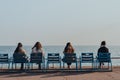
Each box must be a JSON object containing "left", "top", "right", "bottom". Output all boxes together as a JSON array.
[
  {"left": 96, "top": 56, "right": 98, "bottom": 58},
  {"left": 9, "top": 57, "right": 13, "bottom": 62},
  {"left": 59, "top": 56, "right": 61, "bottom": 60},
  {"left": 79, "top": 56, "right": 82, "bottom": 62},
  {"left": 42, "top": 56, "right": 45, "bottom": 60}
]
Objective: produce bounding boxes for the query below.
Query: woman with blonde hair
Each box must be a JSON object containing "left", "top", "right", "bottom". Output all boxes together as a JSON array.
[
  {"left": 32, "top": 42, "right": 44, "bottom": 55},
  {"left": 31, "top": 42, "right": 44, "bottom": 69}
]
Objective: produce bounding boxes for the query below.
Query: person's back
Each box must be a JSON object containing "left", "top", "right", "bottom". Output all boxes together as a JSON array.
[
  {"left": 63, "top": 42, "right": 74, "bottom": 69},
  {"left": 32, "top": 42, "right": 44, "bottom": 55},
  {"left": 13, "top": 43, "right": 27, "bottom": 70},
  {"left": 98, "top": 46, "right": 109, "bottom": 54},
  {"left": 31, "top": 42, "right": 44, "bottom": 69},
  {"left": 13, "top": 52, "right": 27, "bottom": 63},
  {"left": 13, "top": 45, "right": 26, "bottom": 62},
  {"left": 97, "top": 41, "right": 109, "bottom": 68}
]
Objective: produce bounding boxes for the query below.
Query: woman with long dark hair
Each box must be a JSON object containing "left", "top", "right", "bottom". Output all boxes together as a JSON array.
[
  {"left": 13, "top": 42, "right": 26, "bottom": 70},
  {"left": 63, "top": 42, "right": 74, "bottom": 69}
]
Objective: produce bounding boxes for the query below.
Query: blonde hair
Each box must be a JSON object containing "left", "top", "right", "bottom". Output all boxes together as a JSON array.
[{"left": 32, "top": 42, "right": 42, "bottom": 50}]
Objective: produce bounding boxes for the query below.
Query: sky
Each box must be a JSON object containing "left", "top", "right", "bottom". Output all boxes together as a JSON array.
[{"left": 0, "top": 0, "right": 120, "bottom": 46}]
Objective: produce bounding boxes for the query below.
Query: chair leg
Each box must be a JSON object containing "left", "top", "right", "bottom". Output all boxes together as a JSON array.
[
  {"left": 15, "top": 64, "right": 16, "bottom": 69},
  {"left": 76, "top": 62, "right": 78, "bottom": 70},
  {"left": 8, "top": 63, "right": 10, "bottom": 69},
  {"left": 42, "top": 59, "right": 45, "bottom": 69},
  {"left": 96, "top": 61, "right": 100, "bottom": 69},
  {"left": 52, "top": 63, "right": 54, "bottom": 68},
  {"left": 0, "top": 64, "right": 2, "bottom": 69},
  {"left": 30, "top": 63, "right": 31, "bottom": 69},
  {"left": 80, "top": 62, "right": 82, "bottom": 70},
  {"left": 111, "top": 62, "right": 112, "bottom": 71},
  {"left": 27, "top": 63, "right": 29, "bottom": 71},
  {"left": 92, "top": 63, "right": 94, "bottom": 70},
  {"left": 47, "top": 63, "right": 49, "bottom": 69},
  {"left": 93, "top": 61, "right": 95, "bottom": 70},
  {"left": 43, "top": 62, "right": 45, "bottom": 69},
  {"left": 46, "top": 62, "right": 47, "bottom": 69},
  {"left": 30, "top": 63, "right": 33, "bottom": 69},
  {"left": 38, "top": 63, "right": 41, "bottom": 69},
  {"left": 12, "top": 62, "right": 13, "bottom": 69},
  {"left": 95, "top": 60, "right": 98, "bottom": 69},
  {"left": 24, "top": 63, "right": 27, "bottom": 71},
  {"left": 60, "top": 62, "right": 61, "bottom": 69},
  {"left": 63, "top": 63, "right": 65, "bottom": 69},
  {"left": 24, "top": 63, "right": 26, "bottom": 70},
  {"left": 0, "top": 63, "right": 3, "bottom": 69}
]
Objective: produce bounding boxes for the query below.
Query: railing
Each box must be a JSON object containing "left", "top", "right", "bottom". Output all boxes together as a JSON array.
[{"left": 111, "top": 57, "right": 120, "bottom": 59}]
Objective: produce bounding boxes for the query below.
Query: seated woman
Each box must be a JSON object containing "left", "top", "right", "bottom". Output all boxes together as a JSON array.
[
  {"left": 97, "top": 41, "right": 109, "bottom": 68},
  {"left": 13, "top": 42, "right": 27, "bottom": 70},
  {"left": 31, "top": 42, "right": 44, "bottom": 69},
  {"left": 63, "top": 42, "right": 74, "bottom": 69}
]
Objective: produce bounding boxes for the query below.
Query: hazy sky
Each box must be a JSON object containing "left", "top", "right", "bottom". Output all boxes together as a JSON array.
[{"left": 0, "top": 0, "right": 120, "bottom": 45}]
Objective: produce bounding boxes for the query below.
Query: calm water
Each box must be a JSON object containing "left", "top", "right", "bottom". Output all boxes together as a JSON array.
[{"left": 0, "top": 45, "right": 120, "bottom": 66}]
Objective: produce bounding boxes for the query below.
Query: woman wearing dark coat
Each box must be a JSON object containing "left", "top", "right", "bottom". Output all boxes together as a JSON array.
[
  {"left": 13, "top": 42, "right": 26, "bottom": 70},
  {"left": 97, "top": 41, "right": 109, "bottom": 68}
]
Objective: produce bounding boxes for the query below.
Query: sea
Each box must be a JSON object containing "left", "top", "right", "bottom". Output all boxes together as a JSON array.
[{"left": 0, "top": 45, "right": 120, "bottom": 67}]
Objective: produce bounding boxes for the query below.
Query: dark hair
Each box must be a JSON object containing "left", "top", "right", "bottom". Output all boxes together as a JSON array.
[
  {"left": 14, "top": 42, "right": 23, "bottom": 53},
  {"left": 63, "top": 42, "right": 74, "bottom": 53},
  {"left": 101, "top": 41, "right": 106, "bottom": 46},
  {"left": 32, "top": 42, "right": 42, "bottom": 50},
  {"left": 65, "top": 42, "right": 71, "bottom": 50}
]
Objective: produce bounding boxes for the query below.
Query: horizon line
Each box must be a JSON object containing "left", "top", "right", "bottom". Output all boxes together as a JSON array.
[{"left": 0, "top": 44, "right": 120, "bottom": 46}]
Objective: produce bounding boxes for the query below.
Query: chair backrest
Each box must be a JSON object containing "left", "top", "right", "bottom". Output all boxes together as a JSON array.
[
  {"left": 63, "top": 53, "right": 77, "bottom": 63},
  {"left": 0, "top": 54, "right": 8, "bottom": 62},
  {"left": 47, "top": 53, "right": 60, "bottom": 62},
  {"left": 98, "top": 53, "right": 111, "bottom": 62},
  {"left": 30, "top": 53, "right": 43, "bottom": 63},
  {"left": 13, "top": 53, "right": 28, "bottom": 63},
  {"left": 81, "top": 53, "right": 94, "bottom": 62}
]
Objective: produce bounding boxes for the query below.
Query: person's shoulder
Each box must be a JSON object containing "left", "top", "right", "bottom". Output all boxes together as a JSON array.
[
  {"left": 103, "top": 46, "right": 109, "bottom": 49},
  {"left": 105, "top": 47, "right": 109, "bottom": 51},
  {"left": 98, "top": 47, "right": 102, "bottom": 50},
  {"left": 98, "top": 47, "right": 104, "bottom": 52},
  {"left": 20, "top": 47, "right": 26, "bottom": 53},
  {"left": 32, "top": 47, "right": 36, "bottom": 53}
]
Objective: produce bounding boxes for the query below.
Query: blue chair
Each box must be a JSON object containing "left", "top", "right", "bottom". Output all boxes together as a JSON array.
[
  {"left": 12, "top": 53, "right": 29, "bottom": 70},
  {"left": 96, "top": 53, "right": 112, "bottom": 71},
  {"left": 80, "top": 53, "right": 94, "bottom": 70},
  {"left": 30, "top": 53, "right": 45, "bottom": 70},
  {"left": 0, "top": 54, "right": 10, "bottom": 69},
  {"left": 62, "top": 53, "right": 78, "bottom": 70},
  {"left": 46, "top": 53, "right": 61, "bottom": 69}
]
